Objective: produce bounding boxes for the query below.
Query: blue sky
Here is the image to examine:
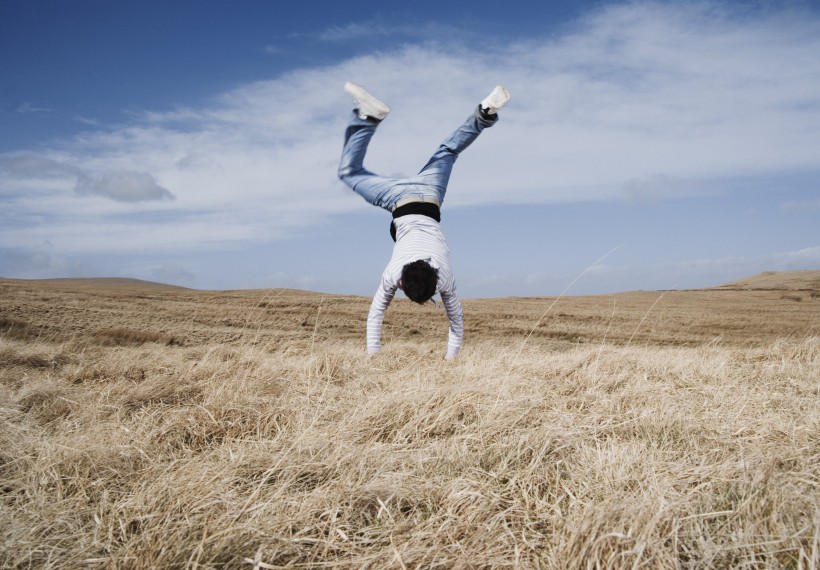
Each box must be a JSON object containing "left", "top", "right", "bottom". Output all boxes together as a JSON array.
[{"left": 1, "top": 0, "right": 819, "bottom": 297}]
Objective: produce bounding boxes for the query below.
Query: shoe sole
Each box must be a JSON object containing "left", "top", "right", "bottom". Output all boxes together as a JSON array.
[
  {"left": 344, "top": 82, "right": 390, "bottom": 120},
  {"left": 482, "top": 86, "right": 510, "bottom": 113}
]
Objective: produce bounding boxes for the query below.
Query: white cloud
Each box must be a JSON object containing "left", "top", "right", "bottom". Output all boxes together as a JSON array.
[
  {"left": 782, "top": 198, "right": 820, "bottom": 211},
  {"left": 0, "top": 247, "right": 97, "bottom": 279},
  {"left": 776, "top": 245, "right": 820, "bottom": 265},
  {"left": 0, "top": 155, "right": 173, "bottom": 202},
  {"left": 150, "top": 263, "right": 195, "bottom": 284},
  {"left": 15, "top": 102, "right": 51, "bottom": 114},
  {"left": 584, "top": 246, "right": 820, "bottom": 291},
  {"left": 2, "top": 0, "right": 820, "bottom": 258},
  {"left": 318, "top": 20, "right": 460, "bottom": 42},
  {"left": 0, "top": 155, "right": 82, "bottom": 179},
  {"left": 73, "top": 115, "right": 101, "bottom": 126},
  {"left": 75, "top": 171, "right": 175, "bottom": 202},
  {"left": 319, "top": 23, "right": 386, "bottom": 41},
  {"left": 264, "top": 271, "right": 320, "bottom": 290},
  {"left": 622, "top": 173, "right": 689, "bottom": 201}
]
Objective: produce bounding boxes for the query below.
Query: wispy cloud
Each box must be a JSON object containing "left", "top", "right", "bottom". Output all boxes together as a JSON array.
[
  {"left": 75, "top": 171, "right": 174, "bottom": 202},
  {"left": 782, "top": 197, "right": 820, "bottom": 211},
  {"left": 1, "top": 155, "right": 174, "bottom": 202},
  {"left": 319, "top": 22, "right": 389, "bottom": 41},
  {"left": 15, "top": 102, "right": 52, "bottom": 114},
  {"left": 150, "top": 263, "right": 195, "bottom": 284},
  {"left": 2, "top": 0, "right": 819, "bottom": 260},
  {"left": 0, "top": 155, "right": 82, "bottom": 179},
  {"left": 318, "top": 20, "right": 462, "bottom": 42},
  {"left": 580, "top": 246, "right": 820, "bottom": 292},
  {"left": 73, "top": 115, "right": 102, "bottom": 126},
  {"left": 622, "top": 174, "right": 690, "bottom": 201},
  {"left": 0, "top": 246, "right": 97, "bottom": 279}
]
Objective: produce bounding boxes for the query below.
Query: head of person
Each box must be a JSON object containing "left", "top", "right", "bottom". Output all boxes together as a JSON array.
[{"left": 400, "top": 259, "right": 438, "bottom": 304}]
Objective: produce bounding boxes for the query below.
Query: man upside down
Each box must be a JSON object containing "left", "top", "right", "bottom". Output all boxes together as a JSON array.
[{"left": 338, "top": 82, "right": 510, "bottom": 360}]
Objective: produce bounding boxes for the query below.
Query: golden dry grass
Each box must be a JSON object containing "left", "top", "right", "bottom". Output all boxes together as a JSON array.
[{"left": 1, "top": 273, "right": 819, "bottom": 569}]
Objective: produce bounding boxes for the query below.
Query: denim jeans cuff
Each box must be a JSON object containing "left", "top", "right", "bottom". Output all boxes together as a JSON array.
[{"left": 475, "top": 105, "right": 499, "bottom": 127}]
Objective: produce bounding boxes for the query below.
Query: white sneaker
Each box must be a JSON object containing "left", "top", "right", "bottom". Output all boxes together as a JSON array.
[
  {"left": 480, "top": 85, "right": 510, "bottom": 114},
  {"left": 344, "top": 82, "right": 390, "bottom": 121}
]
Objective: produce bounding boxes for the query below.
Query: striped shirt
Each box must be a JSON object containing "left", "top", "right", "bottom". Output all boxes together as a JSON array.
[{"left": 367, "top": 214, "right": 463, "bottom": 359}]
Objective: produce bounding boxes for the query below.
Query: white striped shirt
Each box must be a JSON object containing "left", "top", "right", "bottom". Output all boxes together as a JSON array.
[{"left": 367, "top": 214, "right": 463, "bottom": 359}]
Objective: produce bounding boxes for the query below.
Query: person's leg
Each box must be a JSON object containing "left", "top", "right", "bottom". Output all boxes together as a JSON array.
[
  {"left": 339, "top": 84, "right": 509, "bottom": 210},
  {"left": 411, "top": 106, "right": 498, "bottom": 204},
  {"left": 337, "top": 111, "right": 408, "bottom": 211}
]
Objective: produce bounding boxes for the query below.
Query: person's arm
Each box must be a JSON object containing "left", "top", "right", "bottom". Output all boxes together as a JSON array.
[
  {"left": 440, "top": 286, "right": 464, "bottom": 360},
  {"left": 366, "top": 279, "right": 396, "bottom": 355}
]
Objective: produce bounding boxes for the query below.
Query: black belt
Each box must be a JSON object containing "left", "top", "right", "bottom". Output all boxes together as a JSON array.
[{"left": 390, "top": 202, "right": 441, "bottom": 242}]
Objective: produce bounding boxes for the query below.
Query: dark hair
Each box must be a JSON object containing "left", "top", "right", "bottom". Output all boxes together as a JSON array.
[{"left": 401, "top": 260, "right": 438, "bottom": 304}]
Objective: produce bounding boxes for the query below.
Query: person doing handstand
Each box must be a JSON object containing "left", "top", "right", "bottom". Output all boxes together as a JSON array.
[{"left": 338, "top": 82, "right": 510, "bottom": 359}]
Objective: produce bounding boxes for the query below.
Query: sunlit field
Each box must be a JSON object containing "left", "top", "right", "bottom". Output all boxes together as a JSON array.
[{"left": 1, "top": 272, "right": 819, "bottom": 569}]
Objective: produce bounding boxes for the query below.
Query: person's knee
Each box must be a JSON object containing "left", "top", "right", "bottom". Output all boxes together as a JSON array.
[{"left": 338, "top": 163, "right": 355, "bottom": 181}]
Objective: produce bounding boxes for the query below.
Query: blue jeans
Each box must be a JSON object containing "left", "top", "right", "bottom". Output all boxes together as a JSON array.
[{"left": 338, "top": 106, "right": 497, "bottom": 211}]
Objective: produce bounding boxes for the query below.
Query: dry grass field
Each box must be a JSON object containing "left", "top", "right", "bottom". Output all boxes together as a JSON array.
[{"left": 1, "top": 271, "right": 819, "bottom": 569}]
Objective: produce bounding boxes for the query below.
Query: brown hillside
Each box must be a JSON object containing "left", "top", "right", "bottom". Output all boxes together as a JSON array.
[
  {"left": 2, "top": 270, "right": 818, "bottom": 350},
  {"left": 714, "top": 269, "right": 820, "bottom": 291},
  {"left": 0, "top": 277, "right": 190, "bottom": 291}
]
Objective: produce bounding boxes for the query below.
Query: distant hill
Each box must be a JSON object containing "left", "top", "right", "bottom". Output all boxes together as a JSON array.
[
  {"left": 0, "top": 277, "right": 190, "bottom": 291},
  {"left": 714, "top": 270, "right": 820, "bottom": 291},
  {"left": 4, "top": 271, "right": 820, "bottom": 296}
]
